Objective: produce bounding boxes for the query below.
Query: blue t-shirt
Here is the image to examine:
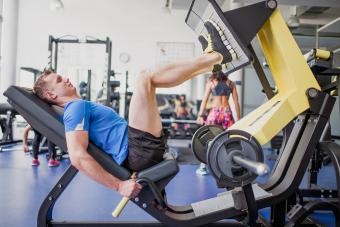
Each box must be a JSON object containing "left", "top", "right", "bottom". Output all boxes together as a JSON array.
[{"left": 63, "top": 99, "right": 128, "bottom": 165}]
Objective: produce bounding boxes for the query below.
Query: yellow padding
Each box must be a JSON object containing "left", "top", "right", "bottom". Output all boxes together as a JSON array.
[
  {"left": 229, "top": 10, "right": 320, "bottom": 145},
  {"left": 315, "top": 49, "right": 331, "bottom": 60}
]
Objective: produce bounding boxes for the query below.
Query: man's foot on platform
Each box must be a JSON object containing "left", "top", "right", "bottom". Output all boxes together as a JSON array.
[
  {"left": 199, "top": 35, "right": 223, "bottom": 72},
  {"left": 204, "top": 20, "right": 234, "bottom": 64}
]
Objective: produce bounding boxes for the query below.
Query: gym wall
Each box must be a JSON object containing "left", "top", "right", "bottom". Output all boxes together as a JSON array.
[{"left": 15, "top": 0, "right": 204, "bottom": 99}]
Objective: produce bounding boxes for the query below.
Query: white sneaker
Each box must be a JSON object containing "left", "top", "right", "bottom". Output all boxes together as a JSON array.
[{"left": 196, "top": 165, "right": 208, "bottom": 175}]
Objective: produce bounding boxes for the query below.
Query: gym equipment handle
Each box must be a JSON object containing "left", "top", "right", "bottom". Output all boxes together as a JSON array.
[
  {"left": 232, "top": 156, "right": 270, "bottom": 176},
  {"left": 112, "top": 172, "right": 136, "bottom": 218},
  {"left": 112, "top": 197, "right": 130, "bottom": 218}
]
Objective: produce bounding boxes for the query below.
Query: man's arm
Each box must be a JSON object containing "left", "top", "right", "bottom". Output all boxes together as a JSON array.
[{"left": 66, "top": 131, "right": 142, "bottom": 198}]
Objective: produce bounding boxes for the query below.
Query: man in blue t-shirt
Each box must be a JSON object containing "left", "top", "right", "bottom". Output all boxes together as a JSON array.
[{"left": 32, "top": 22, "right": 230, "bottom": 198}]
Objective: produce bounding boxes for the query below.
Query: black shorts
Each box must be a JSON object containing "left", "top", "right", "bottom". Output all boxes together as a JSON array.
[{"left": 124, "top": 126, "right": 165, "bottom": 172}]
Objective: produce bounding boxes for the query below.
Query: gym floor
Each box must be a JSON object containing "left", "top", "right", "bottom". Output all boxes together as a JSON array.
[{"left": 0, "top": 144, "right": 337, "bottom": 227}]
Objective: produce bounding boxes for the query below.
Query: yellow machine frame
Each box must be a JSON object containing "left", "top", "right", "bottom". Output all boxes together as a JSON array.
[{"left": 229, "top": 9, "right": 320, "bottom": 145}]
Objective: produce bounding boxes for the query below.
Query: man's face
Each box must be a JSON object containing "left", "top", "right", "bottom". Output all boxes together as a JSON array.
[{"left": 44, "top": 73, "right": 77, "bottom": 102}]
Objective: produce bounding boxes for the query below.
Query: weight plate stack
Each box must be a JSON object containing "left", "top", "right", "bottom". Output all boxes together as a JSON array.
[
  {"left": 207, "top": 130, "right": 263, "bottom": 188},
  {"left": 191, "top": 125, "right": 224, "bottom": 164}
]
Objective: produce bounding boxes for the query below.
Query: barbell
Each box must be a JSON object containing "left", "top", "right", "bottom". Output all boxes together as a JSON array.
[
  {"left": 191, "top": 125, "right": 270, "bottom": 188},
  {"left": 207, "top": 129, "right": 269, "bottom": 188},
  {"left": 161, "top": 119, "right": 197, "bottom": 124},
  {"left": 191, "top": 125, "right": 224, "bottom": 163}
]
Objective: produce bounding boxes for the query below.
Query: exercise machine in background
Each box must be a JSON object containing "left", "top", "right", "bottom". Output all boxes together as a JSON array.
[
  {"left": 0, "top": 103, "right": 21, "bottom": 150},
  {"left": 48, "top": 35, "right": 113, "bottom": 106},
  {"left": 20, "top": 67, "right": 42, "bottom": 82},
  {"left": 79, "top": 69, "right": 92, "bottom": 101},
  {"left": 297, "top": 48, "right": 340, "bottom": 208}
]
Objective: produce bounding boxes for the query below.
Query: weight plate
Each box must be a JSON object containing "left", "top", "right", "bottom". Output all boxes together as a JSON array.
[
  {"left": 207, "top": 130, "right": 263, "bottom": 188},
  {"left": 191, "top": 125, "right": 224, "bottom": 164}
]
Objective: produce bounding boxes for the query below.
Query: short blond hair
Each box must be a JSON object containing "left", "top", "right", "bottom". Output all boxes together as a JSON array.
[{"left": 33, "top": 69, "right": 53, "bottom": 102}]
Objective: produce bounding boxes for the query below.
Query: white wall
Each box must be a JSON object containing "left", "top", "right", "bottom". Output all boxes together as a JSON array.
[
  {"left": 0, "top": 0, "right": 18, "bottom": 102},
  {"left": 16, "top": 0, "right": 203, "bottom": 96}
]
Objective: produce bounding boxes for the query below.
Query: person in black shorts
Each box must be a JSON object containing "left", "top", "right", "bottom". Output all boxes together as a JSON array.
[{"left": 32, "top": 21, "right": 230, "bottom": 199}]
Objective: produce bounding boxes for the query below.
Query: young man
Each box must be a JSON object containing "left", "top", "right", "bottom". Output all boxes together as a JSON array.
[{"left": 33, "top": 21, "right": 231, "bottom": 199}]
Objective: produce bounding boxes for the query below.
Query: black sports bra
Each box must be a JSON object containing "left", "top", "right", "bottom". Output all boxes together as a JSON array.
[{"left": 211, "top": 80, "right": 233, "bottom": 97}]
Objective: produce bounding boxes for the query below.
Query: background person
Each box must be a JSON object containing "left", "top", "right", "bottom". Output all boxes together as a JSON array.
[
  {"left": 22, "top": 125, "right": 60, "bottom": 167},
  {"left": 196, "top": 70, "right": 240, "bottom": 175}
]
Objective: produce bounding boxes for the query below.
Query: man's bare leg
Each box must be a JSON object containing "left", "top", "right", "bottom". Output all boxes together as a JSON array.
[{"left": 129, "top": 53, "right": 222, "bottom": 137}]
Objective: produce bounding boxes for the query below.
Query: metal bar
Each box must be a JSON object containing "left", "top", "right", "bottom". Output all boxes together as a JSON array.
[
  {"left": 338, "top": 76, "right": 340, "bottom": 114},
  {"left": 54, "top": 39, "right": 80, "bottom": 44},
  {"left": 55, "top": 39, "right": 108, "bottom": 44},
  {"left": 0, "top": 140, "right": 22, "bottom": 149},
  {"left": 242, "top": 184, "right": 258, "bottom": 226},
  {"left": 234, "top": 0, "right": 340, "bottom": 7},
  {"left": 161, "top": 119, "right": 197, "bottom": 124},
  {"left": 322, "top": 81, "right": 338, "bottom": 93},
  {"left": 125, "top": 71, "right": 129, "bottom": 119},
  {"left": 38, "top": 166, "right": 79, "bottom": 227},
  {"left": 232, "top": 156, "right": 270, "bottom": 176},
  {"left": 48, "top": 36, "right": 54, "bottom": 69},
  {"left": 49, "top": 221, "right": 246, "bottom": 227},
  {"left": 85, "top": 39, "right": 107, "bottom": 44},
  {"left": 299, "top": 188, "right": 338, "bottom": 198},
  {"left": 333, "top": 135, "right": 340, "bottom": 140},
  {"left": 318, "top": 142, "right": 340, "bottom": 218},
  {"left": 271, "top": 201, "right": 286, "bottom": 226},
  {"left": 87, "top": 70, "right": 91, "bottom": 101},
  {"left": 55, "top": 42, "right": 58, "bottom": 72},
  {"left": 106, "top": 38, "right": 112, "bottom": 106},
  {"left": 248, "top": 45, "right": 274, "bottom": 99}
]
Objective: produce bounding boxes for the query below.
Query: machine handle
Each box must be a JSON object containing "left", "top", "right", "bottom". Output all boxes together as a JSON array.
[
  {"left": 233, "top": 156, "right": 270, "bottom": 176},
  {"left": 112, "top": 172, "right": 137, "bottom": 218}
]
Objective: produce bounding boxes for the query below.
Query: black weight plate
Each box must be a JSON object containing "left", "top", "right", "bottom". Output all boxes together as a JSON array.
[
  {"left": 191, "top": 125, "right": 224, "bottom": 164},
  {"left": 207, "top": 130, "right": 263, "bottom": 188}
]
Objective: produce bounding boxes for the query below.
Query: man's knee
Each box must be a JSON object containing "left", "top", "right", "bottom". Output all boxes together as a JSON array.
[{"left": 136, "top": 69, "right": 154, "bottom": 90}]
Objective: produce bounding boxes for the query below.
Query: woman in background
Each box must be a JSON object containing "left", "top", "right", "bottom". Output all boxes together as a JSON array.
[
  {"left": 196, "top": 70, "right": 240, "bottom": 175},
  {"left": 23, "top": 125, "right": 60, "bottom": 167}
]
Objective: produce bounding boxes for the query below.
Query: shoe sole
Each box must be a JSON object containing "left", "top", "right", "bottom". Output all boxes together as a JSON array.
[
  {"left": 204, "top": 20, "right": 237, "bottom": 64},
  {"left": 198, "top": 35, "right": 208, "bottom": 51}
]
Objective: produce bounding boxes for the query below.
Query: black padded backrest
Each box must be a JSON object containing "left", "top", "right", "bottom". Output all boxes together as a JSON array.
[{"left": 4, "top": 86, "right": 131, "bottom": 180}]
